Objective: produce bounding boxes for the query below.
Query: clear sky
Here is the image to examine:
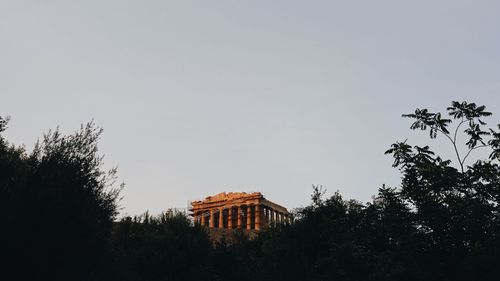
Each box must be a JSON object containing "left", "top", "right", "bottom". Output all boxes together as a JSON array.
[{"left": 1, "top": 0, "right": 499, "bottom": 216}]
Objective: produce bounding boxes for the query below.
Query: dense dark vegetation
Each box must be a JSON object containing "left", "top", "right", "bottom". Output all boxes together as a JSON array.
[{"left": 1, "top": 101, "right": 500, "bottom": 281}]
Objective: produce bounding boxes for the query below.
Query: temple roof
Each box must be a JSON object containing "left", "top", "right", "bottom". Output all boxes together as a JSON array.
[
  {"left": 193, "top": 192, "right": 263, "bottom": 204},
  {"left": 190, "top": 191, "right": 288, "bottom": 214}
]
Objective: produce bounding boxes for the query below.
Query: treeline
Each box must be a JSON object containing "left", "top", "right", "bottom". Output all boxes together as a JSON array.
[{"left": 1, "top": 101, "right": 500, "bottom": 281}]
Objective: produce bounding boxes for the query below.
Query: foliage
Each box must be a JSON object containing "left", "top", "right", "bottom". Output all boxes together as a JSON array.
[
  {"left": 102, "top": 211, "right": 214, "bottom": 281},
  {"left": 400, "top": 101, "right": 498, "bottom": 171},
  {"left": 2, "top": 100, "right": 500, "bottom": 281},
  {"left": 383, "top": 101, "right": 500, "bottom": 280},
  {"left": 0, "top": 118, "right": 122, "bottom": 281},
  {"left": 240, "top": 101, "right": 500, "bottom": 281}
]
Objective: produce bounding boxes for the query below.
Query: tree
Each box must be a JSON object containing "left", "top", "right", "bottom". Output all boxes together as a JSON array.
[
  {"left": 249, "top": 101, "right": 500, "bottom": 281},
  {"left": 385, "top": 101, "right": 500, "bottom": 280},
  {"left": 0, "top": 118, "right": 122, "bottom": 281},
  {"left": 397, "top": 101, "right": 498, "bottom": 172},
  {"left": 104, "top": 211, "right": 214, "bottom": 281}
]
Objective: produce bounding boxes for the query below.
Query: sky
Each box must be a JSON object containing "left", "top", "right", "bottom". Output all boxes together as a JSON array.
[{"left": 1, "top": 0, "right": 499, "bottom": 216}]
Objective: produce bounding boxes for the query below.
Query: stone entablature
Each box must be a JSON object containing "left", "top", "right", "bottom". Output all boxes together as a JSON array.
[{"left": 190, "top": 192, "right": 291, "bottom": 231}]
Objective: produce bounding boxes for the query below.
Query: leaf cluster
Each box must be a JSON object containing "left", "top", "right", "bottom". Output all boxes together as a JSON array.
[{"left": 399, "top": 101, "right": 500, "bottom": 172}]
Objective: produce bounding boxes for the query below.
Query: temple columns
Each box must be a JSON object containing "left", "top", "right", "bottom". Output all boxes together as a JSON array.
[
  {"left": 209, "top": 209, "right": 215, "bottom": 228},
  {"left": 201, "top": 212, "right": 206, "bottom": 226},
  {"left": 246, "top": 205, "right": 252, "bottom": 230},
  {"left": 237, "top": 206, "right": 242, "bottom": 229},
  {"left": 195, "top": 205, "right": 289, "bottom": 230},
  {"left": 218, "top": 208, "right": 224, "bottom": 229},
  {"left": 228, "top": 207, "right": 233, "bottom": 229},
  {"left": 255, "top": 205, "right": 261, "bottom": 230}
]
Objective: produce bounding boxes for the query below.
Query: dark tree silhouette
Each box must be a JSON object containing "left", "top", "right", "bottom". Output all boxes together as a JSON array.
[
  {"left": 0, "top": 118, "right": 122, "bottom": 281},
  {"left": 384, "top": 101, "right": 500, "bottom": 280},
  {"left": 243, "top": 101, "right": 500, "bottom": 281},
  {"left": 2, "top": 100, "right": 500, "bottom": 281},
  {"left": 399, "top": 101, "right": 497, "bottom": 172},
  {"left": 103, "top": 211, "right": 214, "bottom": 281}
]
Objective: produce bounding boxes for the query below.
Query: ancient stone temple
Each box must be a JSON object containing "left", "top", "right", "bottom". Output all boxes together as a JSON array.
[{"left": 190, "top": 192, "right": 291, "bottom": 231}]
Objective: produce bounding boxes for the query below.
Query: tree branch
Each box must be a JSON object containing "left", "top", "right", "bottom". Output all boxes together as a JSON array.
[
  {"left": 461, "top": 144, "right": 490, "bottom": 166},
  {"left": 454, "top": 118, "right": 467, "bottom": 144},
  {"left": 437, "top": 128, "right": 464, "bottom": 173}
]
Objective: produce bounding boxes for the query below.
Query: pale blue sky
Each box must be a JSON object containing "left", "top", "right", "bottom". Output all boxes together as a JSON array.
[{"left": 1, "top": 0, "right": 499, "bottom": 215}]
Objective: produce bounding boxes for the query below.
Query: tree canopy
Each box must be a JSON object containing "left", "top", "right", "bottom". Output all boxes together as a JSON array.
[
  {"left": 0, "top": 119, "right": 122, "bottom": 281},
  {"left": 1, "top": 100, "right": 499, "bottom": 281}
]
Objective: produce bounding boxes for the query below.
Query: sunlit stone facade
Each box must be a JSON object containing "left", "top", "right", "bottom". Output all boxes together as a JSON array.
[{"left": 190, "top": 192, "right": 290, "bottom": 231}]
